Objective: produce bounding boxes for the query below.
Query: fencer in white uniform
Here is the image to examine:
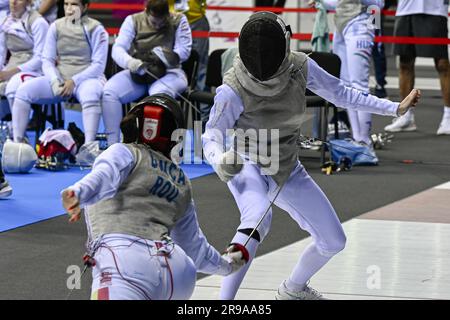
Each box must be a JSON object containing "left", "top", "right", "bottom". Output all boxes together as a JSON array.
[
  {"left": 10, "top": 0, "right": 108, "bottom": 145},
  {"left": 202, "top": 12, "right": 421, "bottom": 300},
  {"left": 102, "top": 0, "right": 192, "bottom": 146},
  {"left": 0, "top": 0, "right": 48, "bottom": 121},
  {"left": 319, "top": 0, "right": 385, "bottom": 157},
  {"left": 62, "top": 95, "right": 248, "bottom": 300}
]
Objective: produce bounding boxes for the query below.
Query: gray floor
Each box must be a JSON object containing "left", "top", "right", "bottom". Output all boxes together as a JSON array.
[{"left": 1, "top": 84, "right": 450, "bottom": 299}]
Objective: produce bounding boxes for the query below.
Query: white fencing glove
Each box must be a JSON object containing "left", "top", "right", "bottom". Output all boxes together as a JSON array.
[
  {"left": 222, "top": 243, "right": 249, "bottom": 275},
  {"left": 215, "top": 150, "right": 244, "bottom": 183},
  {"left": 127, "top": 58, "right": 144, "bottom": 74},
  {"left": 51, "top": 78, "right": 63, "bottom": 96}
]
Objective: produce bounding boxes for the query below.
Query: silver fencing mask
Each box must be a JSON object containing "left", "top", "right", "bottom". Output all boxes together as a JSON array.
[
  {"left": 2, "top": 140, "right": 37, "bottom": 173},
  {"left": 238, "top": 11, "right": 292, "bottom": 81}
]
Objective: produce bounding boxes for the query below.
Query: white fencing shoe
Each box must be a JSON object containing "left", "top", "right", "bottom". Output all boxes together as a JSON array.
[
  {"left": 275, "top": 281, "right": 326, "bottom": 300},
  {"left": 384, "top": 114, "right": 417, "bottom": 132},
  {"left": 437, "top": 117, "right": 450, "bottom": 135},
  {"left": 0, "top": 180, "right": 12, "bottom": 199}
]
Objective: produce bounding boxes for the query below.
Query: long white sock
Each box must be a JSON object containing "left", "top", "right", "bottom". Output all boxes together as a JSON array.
[
  {"left": 82, "top": 104, "right": 101, "bottom": 143},
  {"left": 443, "top": 106, "right": 450, "bottom": 118},
  {"left": 357, "top": 111, "right": 372, "bottom": 145},
  {"left": 285, "top": 242, "right": 332, "bottom": 292},
  {"left": 219, "top": 232, "right": 260, "bottom": 300},
  {"left": 347, "top": 109, "right": 361, "bottom": 142},
  {"left": 102, "top": 92, "right": 123, "bottom": 146},
  {"left": 403, "top": 108, "right": 414, "bottom": 120},
  {"left": 12, "top": 98, "right": 31, "bottom": 142}
]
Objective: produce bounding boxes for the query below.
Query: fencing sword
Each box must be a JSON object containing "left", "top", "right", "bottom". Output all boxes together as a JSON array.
[{"left": 243, "top": 181, "right": 285, "bottom": 248}]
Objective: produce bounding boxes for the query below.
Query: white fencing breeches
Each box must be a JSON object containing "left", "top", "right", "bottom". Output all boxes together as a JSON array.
[{"left": 90, "top": 234, "right": 197, "bottom": 300}]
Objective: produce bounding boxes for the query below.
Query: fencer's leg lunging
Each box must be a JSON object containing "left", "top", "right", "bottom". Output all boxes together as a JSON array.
[
  {"left": 219, "top": 164, "right": 273, "bottom": 300},
  {"left": 272, "top": 163, "right": 346, "bottom": 299}
]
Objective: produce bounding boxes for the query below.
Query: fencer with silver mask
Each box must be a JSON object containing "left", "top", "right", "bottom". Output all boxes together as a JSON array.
[
  {"left": 9, "top": 0, "right": 107, "bottom": 150},
  {"left": 202, "top": 11, "right": 421, "bottom": 300},
  {"left": 62, "top": 94, "right": 248, "bottom": 300}
]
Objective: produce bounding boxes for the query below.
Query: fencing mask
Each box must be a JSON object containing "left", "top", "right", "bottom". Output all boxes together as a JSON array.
[
  {"left": 238, "top": 11, "right": 292, "bottom": 81},
  {"left": 120, "top": 94, "right": 185, "bottom": 159},
  {"left": 2, "top": 140, "right": 38, "bottom": 173}
]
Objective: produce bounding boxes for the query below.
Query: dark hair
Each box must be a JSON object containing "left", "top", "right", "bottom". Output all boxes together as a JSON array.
[
  {"left": 81, "top": 0, "right": 90, "bottom": 5},
  {"left": 145, "top": 0, "right": 169, "bottom": 17}
]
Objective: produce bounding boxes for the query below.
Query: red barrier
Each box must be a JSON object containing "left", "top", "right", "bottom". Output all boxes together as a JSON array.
[
  {"left": 105, "top": 28, "right": 450, "bottom": 45},
  {"left": 88, "top": 3, "right": 433, "bottom": 17}
]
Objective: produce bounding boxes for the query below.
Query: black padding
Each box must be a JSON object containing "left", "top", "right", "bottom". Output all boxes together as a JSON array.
[{"left": 238, "top": 228, "right": 261, "bottom": 242}]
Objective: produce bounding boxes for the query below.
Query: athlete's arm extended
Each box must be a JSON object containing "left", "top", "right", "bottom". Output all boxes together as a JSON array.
[{"left": 305, "top": 57, "right": 420, "bottom": 117}]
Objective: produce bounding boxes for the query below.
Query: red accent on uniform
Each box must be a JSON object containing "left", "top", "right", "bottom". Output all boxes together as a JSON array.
[
  {"left": 20, "top": 74, "right": 36, "bottom": 82},
  {"left": 97, "top": 287, "right": 110, "bottom": 300},
  {"left": 141, "top": 105, "right": 170, "bottom": 153}
]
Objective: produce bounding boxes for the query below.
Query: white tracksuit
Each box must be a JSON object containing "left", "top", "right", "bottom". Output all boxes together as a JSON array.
[{"left": 325, "top": 0, "right": 385, "bottom": 145}]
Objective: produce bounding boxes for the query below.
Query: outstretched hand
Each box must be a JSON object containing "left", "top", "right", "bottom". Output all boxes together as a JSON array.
[
  {"left": 62, "top": 189, "right": 81, "bottom": 223},
  {"left": 397, "top": 89, "right": 421, "bottom": 116}
]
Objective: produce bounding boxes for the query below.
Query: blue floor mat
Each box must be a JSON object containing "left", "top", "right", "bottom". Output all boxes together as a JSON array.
[
  {"left": 0, "top": 163, "right": 214, "bottom": 232},
  {"left": 0, "top": 110, "right": 215, "bottom": 232}
]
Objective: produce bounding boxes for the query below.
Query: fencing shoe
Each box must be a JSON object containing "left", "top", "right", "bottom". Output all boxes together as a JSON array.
[
  {"left": 384, "top": 114, "right": 417, "bottom": 133},
  {"left": 437, "top": 117, "right": 450, "bottom": 135},
  {"left": 275, "top": 281, "right": 325, "bottom": 300},
  {"left": 0, "top": 180, "right": 12, "bottom": 199}
]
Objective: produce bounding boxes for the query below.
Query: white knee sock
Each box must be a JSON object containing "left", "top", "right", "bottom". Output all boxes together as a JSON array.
[
  {"left": 102, "top": 92, "right": 123, "bottom": 146},
  {"left": 443, "top": 106, "right": 450, "bottom": 118},
  {"left": 285, "top": 242, "right": 332, "bottom": 292},
  {"left": 12, "top": 98, "right": 31, "bottom": 142},
  {"left": 357, "top": 111, "right": 372, "bottom": 145},
  {"left": 219, "top": 232, "right": 259, "bottom": 300},
  {"left": 82, "top": 104, "right": 101, "bottom": 143},
  {"left": 403, "top": 108, "right": 414, "bottom": 120},
  {"left": 347, "top": 109, "right": 361, "bottom": 142}
]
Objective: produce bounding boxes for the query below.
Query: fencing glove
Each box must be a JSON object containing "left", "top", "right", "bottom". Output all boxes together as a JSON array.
[
  {"left": 222, "top": 243, "right": 249, "bottom": 275},
  {"left": 215, "top": 150, "right": 244, "bottom": 183},
  {"left": 127, "top": 58, "right": 145, "bottom": 74},
  {"left": 51, "top": 78, "right": 63, "bottom": 97}
]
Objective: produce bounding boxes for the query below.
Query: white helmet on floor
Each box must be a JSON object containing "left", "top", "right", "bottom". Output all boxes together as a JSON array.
[{"left": 2, "top": 140, "right": 37, "bottom": 173}]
